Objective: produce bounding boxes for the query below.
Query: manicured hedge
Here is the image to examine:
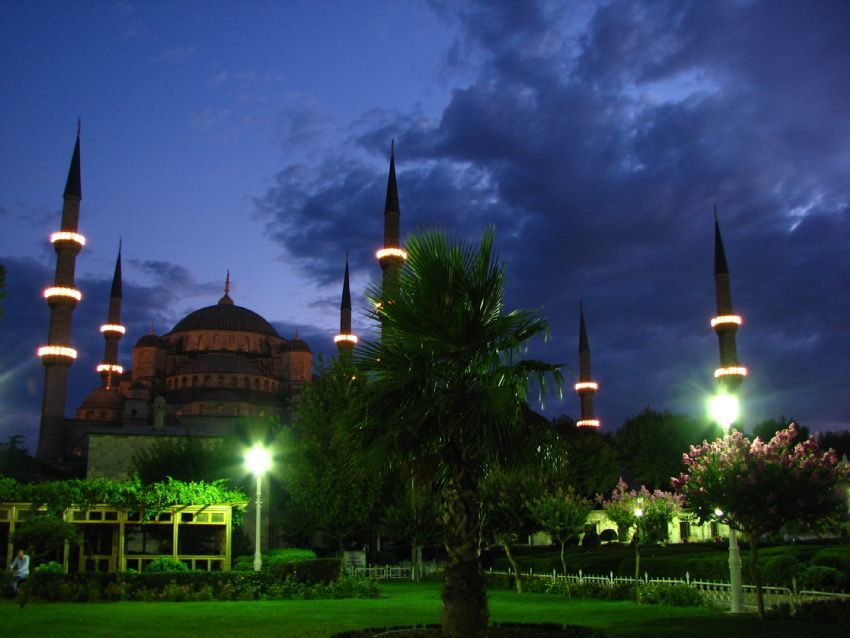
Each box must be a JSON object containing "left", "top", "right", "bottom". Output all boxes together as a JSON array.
[{"left": 24, "top": 567, "right": 375, "bottom": 603}]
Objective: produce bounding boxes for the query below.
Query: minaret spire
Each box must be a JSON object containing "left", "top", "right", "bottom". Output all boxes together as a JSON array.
[
  {"left": 575, "top": 301, "right": 600, "bottom": 428},
  {"left": 334, "top": 254, "right": 357, "bottom": 357},
  {"left": 376, "top": 140, "right": 406, "bottom": 300},
  {"left": 98, "top": 243, "right": 126, "bottom": 386},
  {"left": 37, "top": 126, "right": 87, "bottom": 464},
  {"left": 219, "top": 270, "right": 233, "bottom": 305},
  {"left": 711, "top": 209, "right": 747, "bottom": 396}
]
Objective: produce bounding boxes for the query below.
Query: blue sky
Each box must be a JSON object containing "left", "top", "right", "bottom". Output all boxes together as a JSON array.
[{"left": 1, "top": 0, "right": 849, "bottom": 446}]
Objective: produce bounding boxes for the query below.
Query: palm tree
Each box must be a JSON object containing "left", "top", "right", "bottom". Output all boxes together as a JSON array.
[{"left": 352, "top": 228, "right": 563, "bottom": 637}]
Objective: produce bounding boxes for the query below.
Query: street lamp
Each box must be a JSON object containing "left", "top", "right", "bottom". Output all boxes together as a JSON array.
[
  {"left": 711, "top": 394, "right": 744, "bottom": 614},
  {"left": 245, "top": 443, "right": 272, "bottom": 572}
]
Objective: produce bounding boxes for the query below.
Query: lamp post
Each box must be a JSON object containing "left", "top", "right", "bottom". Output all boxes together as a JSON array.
[
  {"left": 245, "top": 444, "right": 272, "bottom": 572},
  {"left": 710, "top": 393, "right": 744, "bottom": 614}
]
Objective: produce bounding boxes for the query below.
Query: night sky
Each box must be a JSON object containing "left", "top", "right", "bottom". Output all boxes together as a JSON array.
[{"left": 1, "top": 1, "right": 848, "bottom": 447}]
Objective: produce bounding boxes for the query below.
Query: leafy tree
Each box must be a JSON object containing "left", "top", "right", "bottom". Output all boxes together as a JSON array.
[
  {"left": 351, "top": 229, "right": 563, "bottom": 637},
  {"left": 552, "top": 416, "right": 620, "bottom": 497},
  {"left": 615, "top": 407, "right": 720, "bottom": 490},
  {"left": 673, "top": 424, "right": 849, "bottom": 619},
  {"left": 530, "top": 486, "right": 593, "bottom": 575},
  {"left": 282, "top": 358, "right": 383, "bottom": 553},
  {"left": 380, "top": 480, "right": 442, "bottom": 581},
  {"left": 601, "top": 479, "right": 679, "bottom": 600},
  {"left": 481, "top": 469, "right": 541, "bottom": 593},
  {"left": 133, "top": 436, "right": 238, "bottom": 484},
  {"left": 12, "top": 515, "right": 77, "bottom": 561}
]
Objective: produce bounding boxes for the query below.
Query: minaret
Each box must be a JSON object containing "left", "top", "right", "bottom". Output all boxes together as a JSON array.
[
  {"left": 575, "top": 302, "right": 600, "bottom": 428},
  {"left": 37, "top": 124, "right": 86, "bottom": 464},
  {"left": 375, "top": 140, "right": 406, "bottom": 299},
  {"left": 333, "top": 256, "right": 357, "bottom": 358},
  {"left": 97, "top": 242, "right": 125, "bottom": 387},
  {"left": 711, "top": 208, "right": 747, "bottom": 393}
]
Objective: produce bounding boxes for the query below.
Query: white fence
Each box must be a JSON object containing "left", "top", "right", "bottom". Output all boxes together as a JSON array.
[
  {"left": 348, "top": 563, "right": 850, "bottom": 611},
  {"left": 485, "top": 567, "right": 850, "bottom": 611},
  {"left": 348, "top": 561, "right": 442, "bottom": 580}
]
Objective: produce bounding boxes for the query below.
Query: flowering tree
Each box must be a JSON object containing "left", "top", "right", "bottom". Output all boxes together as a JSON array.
[
  {"left": 673, "top": 424, "right": 849, "bottom": 619},
  {"left": 601, "top": 479, "right": 680, "bottom": 600}
]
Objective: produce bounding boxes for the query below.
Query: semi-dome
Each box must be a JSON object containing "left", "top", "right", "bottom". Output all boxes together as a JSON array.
[
  {"left": 79, "top": 386, "right": 126, "bottom": 410},
  {"left": 169, "top": 301, "right": 279, "bottom": 337}
]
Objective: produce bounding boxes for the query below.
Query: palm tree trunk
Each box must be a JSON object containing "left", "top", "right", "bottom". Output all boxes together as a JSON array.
[
  {"left": 501, "top": 539, "right": 523, "bottom": 593},
  {"left": 441, "top": 468, "right": 488, "bottom": 638},
  {"left": 748, "top": 533, "right": 765, "bottom": 619},
  {"left": 560, "top": 540, "right": 567, "bottom": 576}
]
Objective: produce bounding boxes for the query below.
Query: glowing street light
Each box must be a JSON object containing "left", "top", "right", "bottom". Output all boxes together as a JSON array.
[
  {"left": 709, "top": 392, "right": 744, "bottom": 614},
  {"left": 245, "top": 444, "right": 272, "bottom": 572},
  {"left": 710, "top": 393, "right": 739, "bottom": 431}
]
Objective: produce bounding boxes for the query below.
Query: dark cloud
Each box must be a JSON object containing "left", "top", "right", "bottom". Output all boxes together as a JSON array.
[{"left": 254, "top": 0, "right": 850, "bottom": 433}]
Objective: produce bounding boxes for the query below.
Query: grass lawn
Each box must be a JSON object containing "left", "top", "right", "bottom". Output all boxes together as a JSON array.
[{"left": 1, "top": 582, "right": 824, "bottom": 638}]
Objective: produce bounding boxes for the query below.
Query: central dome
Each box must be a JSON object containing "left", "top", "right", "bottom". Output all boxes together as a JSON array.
[{"left": 169, "top": 302, "right": 279, "bottom": 337}]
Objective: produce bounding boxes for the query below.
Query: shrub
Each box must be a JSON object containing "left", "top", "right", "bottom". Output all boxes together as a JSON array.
[
  {"left": 798, "top": 565, "right": 846, "bottom": 591},
  {"left": 600, "top": 529, "right": 618, "bottom": 544},
  {"left": 269, "top": 557, "right": 341, "bottom": 584},
  {"left": 267, "top": 547, "right": 316, "bottom": 563},
  {"left": 760, "top": 555, "right": 804, "bottom": 587},
  {"left": 34, "top": 561, "right": 64, "bottom": 574},
  {"left": 639, "top": 583, "right": 706, "bottom": 607},
  {"left": 811, "top": 548, "right": 850, "bottom": 575},
  {"left": 144, "top": 557, "right": 189, "bottom": 573},
  {"left": 581, "top": 531, "right": 600, "bottom": 547}
]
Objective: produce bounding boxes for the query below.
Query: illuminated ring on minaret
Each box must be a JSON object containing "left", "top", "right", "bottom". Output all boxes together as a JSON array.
[
  {"left": 334, "top": 334, "right": 358, "bottom": 344},
  {"left": 44, "top": 286, "right": 82, "bottom": 301},
  {"left": 714, "top": 366, "right": 748, "bottom": 378},
  {"left": 100, "top": 324, "right": 126, "bottom": 334},
  {"left": 50, "top": 231, "right": 86, "bottom": 247},
  {"left": 710, "top": 315, "right": 742, "bottom": 328},
  {"left": 574, "top": 381, "right": 599, "bottom": 391},
  {"left": 576, "top": 419, "right": 601, "bottom": 428},
  {"left": 376, "top": 247, "right": 408, "bottom": 260},
  {"left": 97, "top": 363, "right": 124, "bottom": 374},
  {"left": 37, "top": 345, "right": 78, "bottom": 359}
]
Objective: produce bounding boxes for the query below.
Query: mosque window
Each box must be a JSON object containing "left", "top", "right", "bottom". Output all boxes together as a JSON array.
[
  {"left": 192, "top": 375, "right": 198, "bottom": 386},
  {"left": 216, "top": 403, "right": 224, "bottom": 414},
  {"left": 217, "top": 375, "right": 224, "bottom": 387},
  {"left": 228, "top": 335, "right": 235, "bottom": 349},
  {"left": 243, "top": 377, "right": 249, "bottom": 389},
  {"left": 263, "top": 379, "right": 269, "bottom": 392},
  {"left": 176, "top": 409, "right": 183, "bottom": 418},
  {"left": 213, "top": 334, "right": 220, "bottom": 349},
  {"left": 204, "top": 375, "right": 211, "bottom": 386},
  {"left": 253, "top": 378, "right": 259, "bottom": 390},
  {"left": 230, "top": 376, "right": 237, "bottom": 387},
  {"left": 259, "top": 409, "right": 265, "bottom": 417},
  {"left": 198, "top": 335, "right": 206, "bottom": 349},
  {"left": 243, "top": 336, "right": 250, "bottom": 351}
]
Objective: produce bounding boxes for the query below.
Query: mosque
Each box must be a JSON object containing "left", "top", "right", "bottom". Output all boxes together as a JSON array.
[{"left": 33, "top": 129, "right": 404, "bottom": 478}]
